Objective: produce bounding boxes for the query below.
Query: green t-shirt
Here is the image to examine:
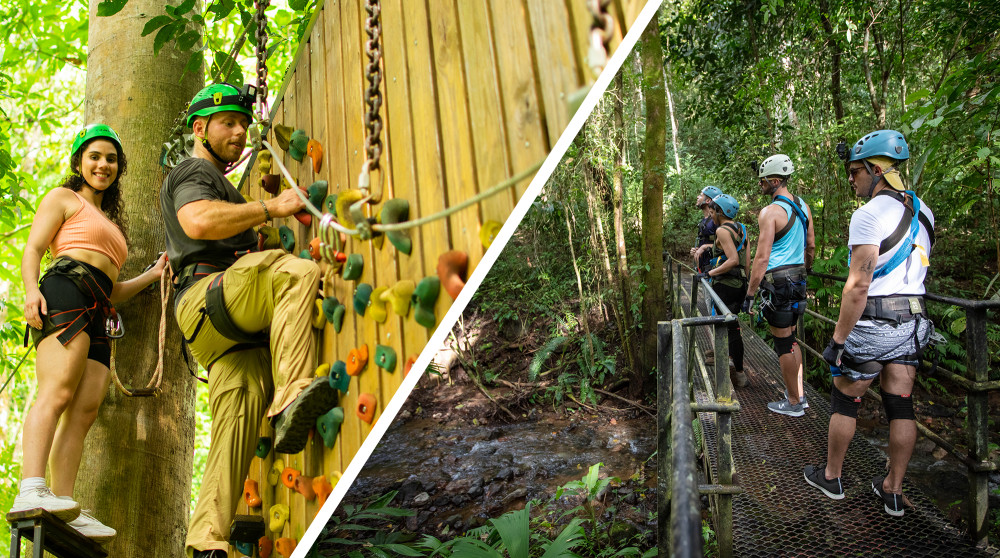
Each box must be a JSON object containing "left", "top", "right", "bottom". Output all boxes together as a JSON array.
[{"left": 160, "top": 157, "right": 256, "bottom": 287}]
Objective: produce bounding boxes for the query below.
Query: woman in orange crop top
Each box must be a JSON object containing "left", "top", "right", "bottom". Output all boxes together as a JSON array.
[{"left": 12, "top": 124, "right": 167, "bottom": 543}]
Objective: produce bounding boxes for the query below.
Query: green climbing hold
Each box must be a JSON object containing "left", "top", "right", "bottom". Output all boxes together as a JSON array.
[
  {"left": 289, "top": 129, "right": 309, "bottom": 162},
  {"left": 374, "top": 344, "right": 397, "bottom": 373},
  {"left": 413, "top": 276, "right": 441, "bottom": 328},
  {"left": 279, "top": 225, "right": 295, "bottom": 252},
  {"left": 332, "top": 304, "right": 345, "bottom": 333},
  {"left": 321, "top": 297, "right": 341, "bottom": 322},
  {"left": 380, "top": 199, "right": 411, "bottom": 255},
  {"left": 329, "top": 361, "right": 350, "bottom": 393},
  {"left": 255, "top": 437, "right": 272, "bottom": 458},
  {"left": 316, "top": 407, "right": 345, "bottom": 448},
  {"left": 343, "top": 253, "right": 364, "bottom": 281},
  {"left": 299, "top": 248, "right": 311, "bottom": 259},
  {"left": 324, "top": 194, "right": 338, "bottom": 214},
  {"left": 353, "top": 283, "right": 373, "bottom": 315},
  {"left": 307, "top": 181, "right": 327, "bottom": 209},
  {"left": 234, "top": 541, "right": 254, "bottom": 556}
]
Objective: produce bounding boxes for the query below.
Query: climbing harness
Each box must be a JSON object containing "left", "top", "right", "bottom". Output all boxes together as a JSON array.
[
  {"left": 871, "top": 189, "right": 934, "bottom": 280},
  {"left": 772, "top": 194, "right": 809, "bottom": 251},
  {"left": 587, "top": 0, "right": 614, "bottom": 77},
  {"left": 25, "top": 258, "right": 117, "bottom": 349},
  {"left": 357, "top": 0, "right": 384, "bottom": 203},
  {"left": 709, "top": 222, "right": 747, "bottom": 274}
]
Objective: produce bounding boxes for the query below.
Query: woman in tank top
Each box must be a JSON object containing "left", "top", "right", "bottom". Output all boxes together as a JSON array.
[{"left": 12, "top": 124, "right": 167, "bottom": 542}]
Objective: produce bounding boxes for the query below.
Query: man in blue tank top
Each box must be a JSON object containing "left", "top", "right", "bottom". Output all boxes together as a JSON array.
[
  {"left": 744, "top": 154, "right": 815, "bottom": 417},
  {"left": 804, "top": 130, "right": 934, "bottom": 517}
]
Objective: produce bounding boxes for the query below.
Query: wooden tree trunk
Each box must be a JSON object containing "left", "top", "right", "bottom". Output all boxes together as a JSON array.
[
  {"left": 611, "top": 71, "right": 639, "bottom": 379},
  {"left": 78, "top": 0, "right": 202, "bottom": 555},
  {"left": 636, "top": 21, "right": 666, "bottom": 397},
  {"left": 819, "top": 0, "right": 845, "bottom": 124}
]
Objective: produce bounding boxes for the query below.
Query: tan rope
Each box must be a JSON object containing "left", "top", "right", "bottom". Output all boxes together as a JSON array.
[{"left": 110, "top": 265, "right": 170, "bottom": 397}]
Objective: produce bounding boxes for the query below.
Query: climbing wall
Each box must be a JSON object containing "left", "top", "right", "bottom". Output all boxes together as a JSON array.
[{"left": 232, "top": 0, "right": 646, "bottom": 555}]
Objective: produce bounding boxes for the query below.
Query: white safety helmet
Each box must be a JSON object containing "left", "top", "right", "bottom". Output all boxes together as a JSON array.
[{"left": 758, "top": 154, "right": 794, "bottom": 178}]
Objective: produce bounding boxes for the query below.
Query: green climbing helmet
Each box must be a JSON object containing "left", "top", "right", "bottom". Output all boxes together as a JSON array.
[
  {"left": 186, "top": 83, "right": 256, "bottom": 127},
  {"left": 71, "top": 124, "right": 122, "bottom": 159}
]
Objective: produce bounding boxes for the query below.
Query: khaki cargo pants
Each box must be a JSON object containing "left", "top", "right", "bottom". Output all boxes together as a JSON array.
[{"left": 175, "top": 250, "right": 320, "bottom": 556}]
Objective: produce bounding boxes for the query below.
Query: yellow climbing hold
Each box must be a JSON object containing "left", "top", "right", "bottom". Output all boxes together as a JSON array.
[
  {"left": 312, "top": 299, "right": 325, "bottom": 329},
  {"left": 480, "top": 220, "right": 502, "bottom": 248},
  {"left": 267, "top": 458, "right": 285, "bottom": 486},
  {"left": 385, "top": 280, "right": 414, "bottom": 317},
  {"left": 369, "top": 286, "right": 389, "bottom": 323},
  {"left": 315, "top": 363, "right": 331, "bottom": 377},
  {"left": 335, "top": 190, "right": 364, "bottom": 229},
  {"left": 273, "top": 124, "right": 294, "bottom": 151}
]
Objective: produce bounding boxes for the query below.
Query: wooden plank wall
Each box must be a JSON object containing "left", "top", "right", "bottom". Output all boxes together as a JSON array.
[{"left": 233, "top": 0, "right": 646, "bottom": 553}]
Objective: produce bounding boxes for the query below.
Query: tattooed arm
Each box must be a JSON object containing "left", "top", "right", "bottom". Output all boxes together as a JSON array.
[{"left": 833, "top": 244, "right": 877, "bottom": 343}]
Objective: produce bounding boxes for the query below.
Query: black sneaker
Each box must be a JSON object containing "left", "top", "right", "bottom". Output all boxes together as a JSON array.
[
  {"left": 872, "top": 476, "right": 905, "bottom": 517},
  {"left": 804, "top": 464, "right": 844, "bottom": 500},
  {"left": 273, "top": 377, "right": 339, "bottom": 454}
]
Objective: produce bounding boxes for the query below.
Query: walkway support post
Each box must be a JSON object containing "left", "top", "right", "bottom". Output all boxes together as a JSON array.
[
  {"left": 669, "top": 320, "right": 703, "bottom": 557},
  {"left": 966, "top": 306, "right": 989, "bottom": 546},
  {"left": 657, "top": 321, "right": 672, "bottom": 558}
]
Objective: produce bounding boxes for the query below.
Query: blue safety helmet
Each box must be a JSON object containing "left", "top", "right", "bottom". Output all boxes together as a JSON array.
[
  {"left": 711, "top": 194, "right": 739, "bottom": 219},
  {"left": 701, "top": 186, "right": 724, "bottom": 199},
  {"left": 849, "top": 129, "right": 909, "bottom": 162}
]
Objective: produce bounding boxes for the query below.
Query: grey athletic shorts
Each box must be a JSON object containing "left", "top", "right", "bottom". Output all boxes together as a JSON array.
[{"left": 841, "top": 317, "right": 934, "bottom": 381}]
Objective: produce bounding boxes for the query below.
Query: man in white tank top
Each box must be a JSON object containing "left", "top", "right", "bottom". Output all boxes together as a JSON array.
[{"left": 804, "top": 130, "right": 934, "bottom": 518}]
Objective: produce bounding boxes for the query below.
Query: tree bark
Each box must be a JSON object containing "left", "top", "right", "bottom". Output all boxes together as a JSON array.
[
  {"left": 664, "top": 60, "right": 683, "bottom": 193},
  {"left": 611, "top": 70, "right": 639, "bottom": 379},
  {"left": 819, "top": 0, "right": 844, "bottom": 123},
  {"left": 636, "top": 21, "right": 666, "bottom": 398},
  {"left": 79, "top": 0, "right": 202, "bottom": 555},
  {"left": 862, "top": 16, "right": 887, "bottom": 127}
]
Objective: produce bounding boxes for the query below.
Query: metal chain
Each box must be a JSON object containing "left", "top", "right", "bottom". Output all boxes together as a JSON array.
[
  {"left": 359, "top": 0, "right": 384, "bottom": 201},
  {"left": 255, "top": 0, "right": 270, "bottom": 124},
  {"left": 160, "top": 105, "right": 194, "bottom": 170},
  {"left": 587, "top": 0, "right": 614, "bottom": 77}
]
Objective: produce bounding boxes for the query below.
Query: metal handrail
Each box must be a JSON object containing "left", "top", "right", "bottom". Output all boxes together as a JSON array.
[{"left": 803, "top": 268, "right": 999, "bottom": 546}]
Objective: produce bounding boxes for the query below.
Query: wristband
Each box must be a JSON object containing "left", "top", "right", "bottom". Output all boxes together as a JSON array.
[{"left": 259, "top": 199, "right": 271, "bottom": 221}]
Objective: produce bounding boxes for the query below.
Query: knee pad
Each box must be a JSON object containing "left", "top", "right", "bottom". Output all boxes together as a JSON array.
[
  {"left": 773, "top": 334, "right": 796, "bottom": 356},
  {"left": 830, "top": 386, "right": 862, "bottom": 418},
  {"left": 882, "top": 391, "right": 915, "bottom": 421}
]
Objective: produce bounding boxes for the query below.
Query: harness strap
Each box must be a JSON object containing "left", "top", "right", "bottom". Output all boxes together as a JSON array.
[
  {"left": 203, "top": 274, "right": 270, "bottom": 345},
  {"left": 872, "top": 190, "right": 930, "bottom": 280},
  {"left": 25, "top": 258, "right": 113, "bottom": 349},
  {"left": 874, "top": 189, "right": 935, "bottom": 253},
  {"left": 772, "top": 195, "right": 809, "bottom": 247},
  {"left": 710, "top": 222, "right": 747, "bottom": 273}
]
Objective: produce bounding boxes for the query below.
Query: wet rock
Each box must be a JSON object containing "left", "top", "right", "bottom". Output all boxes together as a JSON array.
[
  {"left": 932, "top": 447, "right": 948, "bottom": 460},
  {"left": 412, "top": 492, "right": 430, "bottom": 507},
  {"left": 496, "top": 467, "right": 514, "bottom": 481},
  {"left": 399, "top": 479, "right": 423, "bottom": 502},
  {"left": 446, "top": 514, "right": 463, "bottom": 529},
  {"left": 405, "top": 514, "right": 420, "bottom": 531},
  {"left": 502, "top": 487, "right": 527, "bottom": 506},
  {"left": 469, "top": 484, "right": 484, "bottom": 498},
  {"left": 922, "top": 403, "right": 956, "bottom": 418},
  {"left": 913, "top": 438, "right": 936, "bottom": 454},
  {"left": 445, "top": 478, "right": 473, "bottom": 493},
  {"left": 487, "top": 428, "right": 504, "bottom": 441}
]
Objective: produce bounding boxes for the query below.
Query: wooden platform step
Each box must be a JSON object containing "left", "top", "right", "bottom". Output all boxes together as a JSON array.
[{"left": 6, "top": 508, "right": 107, "bottom": 558}]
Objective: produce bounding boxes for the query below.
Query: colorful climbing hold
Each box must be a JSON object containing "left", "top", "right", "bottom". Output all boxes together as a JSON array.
[
  {"left": 267, "top": 459, "right": 284, "bottom": 486},
  {"left": 294, "top": 474, "right": 316, "bottom": 501},
  {"left": 259, "top": 536, "right": 273, "bottom": 558},
  {"left": 437, "top": 250, "right": 468, "bottom": 300},
  {"left": 316, "top": 407, "right": 344, "bottom": 448},
  {"left": 288, "top": 129, "right": 309, "bottom": 162},
  {"left": 323, "top": 194, "right": 338, "bottom": 215},
  {"left": 405, "top": 355, "right": 418, "bottom": 374},
  {"left": 374, "top": 344, "right": 397, "bottom": 373},
  {"left": 480, "top": 220, "right": 502, "bottom": 248},
  {"left": 258, "top": 151, "right": 273, "bottom": 175},
  {"left": 380, "top": 198, "right": 412, "bottom": 255},
  {"left": 307, "top": 181, "right": 327, "bottom": 208},
  {"left": 332, "top": 304, "right": 346, "bottom": 333},
  {"left": 369, "top": 286, "right": 389, "bottom": 323},
  {"left": 315, "top": 363, "right": 331, "bottom": 377},
  {"left": 313, "top": 475, "right": 333, "bottom": 508},
  {"left": 258, "top": 226, "right": 281, "bottom": 250},
  {"left": 261, "top": 174, "right": 281, "bottom": 195},
  {"left": 312, "top": 298, "right": 325, "bottom": 329},
  {"left": 273, "top": 124, "right": 293, "bottom": 151},
  {"left": 279, "top": 225, "right": 295, "bottom": 252},
  {"left": 385, "top": 280, "right": 414, "bottom": 317},
  {"left": 256, "top": 436, "right": 272, "bottom": 458},
  {"left": 342, "top": 253, "right": 364, "bottom": 280},
  {"left": 346, "top": 344, "right": 369, "bottom": 376},
  {"left": 268, "top": 503, "right": 289, "bottom": 533},
  {"left": 357, "top": 393, "right": 377, "bottom": 424},
  {"left": 335, "top": 189, "right": 364, "bottom": 228},
  {"left": 308, "top": 237, "right": 323, "bottom": 260},
  {"left": 244, "top": 478, "right": 262, "bottom": 508},
  {"left": 280, "top": 467, "right": 300, "bottom": 489},
  {"left": 307, "top": 139, "right": 323, "bottom": 173},
  {"left": 234, "top": 541, "right": 254, "bottom": 557},
  {"left": 328, "top": 361, "right": 350, "bottom": 393},
  {"left": 298, "top": 248, "right": 312, "bottom": 260},
  {"left": 413, "top": 276, "right": 441, "bottom": 328},
  {"left": 293, "top": 211, "right": 312, "bottom": 227},
  {"left": 275, "top": 537, "right": 297, "bottom": 558},
  {"left": 353, "top": 283, "right": 373, "bottom": 315}
]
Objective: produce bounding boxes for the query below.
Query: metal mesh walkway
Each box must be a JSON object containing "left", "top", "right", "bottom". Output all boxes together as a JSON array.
[{"left": 682, "top": 289, "right": 996, "bottom": 557}]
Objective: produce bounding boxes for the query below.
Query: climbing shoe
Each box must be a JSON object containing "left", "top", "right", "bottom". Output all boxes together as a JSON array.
[
  {"left": 766, "top": 398, "right": 805, "bottom": 417},
  {"left": 784, "top": 388, "right": 809, "bottom": 409},
  {"left": 273, "top": 377, "right": 338, "bottom": 454},
  {"left": 803, "top": 464, "right": 844, "bottom": 500},
  {"left": 872, "top": 476, "right": 905, "bottom": 517},
  {"left": 68, "top": 510, "right": 116, "bottom": 543},
  {"left": 10, "top": 486, "right": 80, "bottom": 522}
]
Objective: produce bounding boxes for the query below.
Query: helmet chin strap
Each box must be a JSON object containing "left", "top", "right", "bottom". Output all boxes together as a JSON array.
[
  {"left": 862, "top": 160, "right": 881, "bottom": 198},
  {"left": 764, "top": 178, "right": 780, "bottom": 197}
]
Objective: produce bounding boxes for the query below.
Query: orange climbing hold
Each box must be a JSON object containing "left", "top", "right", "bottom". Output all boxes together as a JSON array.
[
  {"left": 281, "top": 467, "right": 300, "bottom": 489},
  {"left": 294, "top": 474, "right": 316, "bottom": 501},
  {"left": 307, "top": 139, "right": 323, "bottom": 173},
  {"left": 259, "top": 536, "right": 273, "bottom": 558},
  {"left": 437, "top": 250, "right": 468, "bottom": 300},
  {"left": 308, "top": 236, "right": 323, "bottom": 260},
  {"left": 275, "top": 537, "right": 297, "bottom": 558},
  {"left": 243, "top": 478, "right": 262, "bottom": 508},
  {"left": 357, "top": 393, "right": 377, "bottom": 424},
  {"left": 405, "top": 355, "right": 418, "bottom": 374},
  {"left": 313, "top": 475, "right": 333, "bottom": 507},
  {"left": 346, "top": 345, "right": 369, "bottom": 376}
]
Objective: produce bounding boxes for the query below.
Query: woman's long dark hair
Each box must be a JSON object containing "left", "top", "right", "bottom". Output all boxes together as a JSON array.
[{"left": 60, "top": 138, "right": 129, "bottom": 243}]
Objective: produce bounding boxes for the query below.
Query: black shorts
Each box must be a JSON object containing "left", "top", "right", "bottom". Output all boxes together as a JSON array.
[
  {"left": 760, "top": 265, "right": 807, "bottom": 329},
  {"left": 30, "top": 259, "right": 113, "bottom": 368}
]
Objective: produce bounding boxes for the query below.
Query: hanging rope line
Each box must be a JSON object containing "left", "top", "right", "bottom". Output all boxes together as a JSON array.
[
  {"left": 357, "top": 0, "right": 384, "bottom": 202},
  {"left": 110, "top": 264, "right": 170, "bottom": 397}
]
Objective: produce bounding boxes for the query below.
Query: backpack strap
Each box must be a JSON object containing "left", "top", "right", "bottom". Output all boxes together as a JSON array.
[{"left": 772, "top": 195, "right": 809, "bottom": 246}]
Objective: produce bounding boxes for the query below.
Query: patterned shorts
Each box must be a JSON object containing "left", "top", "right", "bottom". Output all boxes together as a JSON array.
[{"left": 841, "top": 316, "right": 934, "bottom": 381}]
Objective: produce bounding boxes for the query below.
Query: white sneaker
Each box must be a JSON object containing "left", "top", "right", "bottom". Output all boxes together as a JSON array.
[
  {"left": 68, "top": 510, "right": 116, "bottom": 542},
  {"left": 10, "top": 487, "right": 80, "bottom": 522}
]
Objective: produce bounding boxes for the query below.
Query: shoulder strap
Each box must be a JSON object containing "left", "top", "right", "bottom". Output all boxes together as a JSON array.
[
  {"left": 872, "top": 191, "right": 925, "bottom": 279},
  {"left": 772, "top": 196, "right": 808, "bottom": 246},
  {"left": 719, "top": 222, "right": 746, "bottom": 252},
  {"left": 874, "top": 189, "right": 935, "bottom": 254}
]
